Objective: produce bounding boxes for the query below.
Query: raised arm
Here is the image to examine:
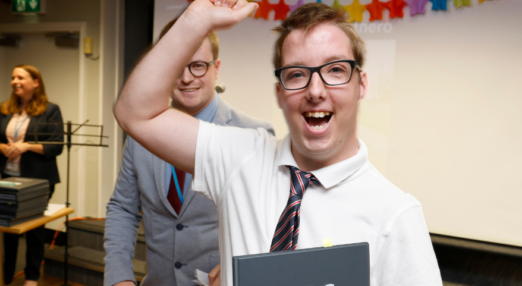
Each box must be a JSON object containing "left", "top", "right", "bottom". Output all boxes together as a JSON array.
[{"left": 114, "top": 0, "right": 257, "bottom": 174}]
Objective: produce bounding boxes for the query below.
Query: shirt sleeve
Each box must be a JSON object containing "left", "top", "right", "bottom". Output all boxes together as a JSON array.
[
  {"left": 192, "top": 121, "right": 271, "bottom": 205},
  {"left": 104, "top": 138, "right": 142, "bottom": 286},
  {"left": 373, "top": 204, "right": 443, "bottom": 286}
]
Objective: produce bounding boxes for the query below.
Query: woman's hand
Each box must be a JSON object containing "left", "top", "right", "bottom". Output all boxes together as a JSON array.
[{"left": 4, "top": 142, "right": 30, "bottom": 159}]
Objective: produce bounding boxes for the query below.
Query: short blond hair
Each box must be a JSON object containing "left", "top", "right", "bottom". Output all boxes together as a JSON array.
[{"left": 273, "top": 3, "right": 366, "bottom": 69}]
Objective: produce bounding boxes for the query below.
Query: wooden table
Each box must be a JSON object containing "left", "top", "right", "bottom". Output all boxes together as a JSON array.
[{"left": 0, "top": 207, "right": 74, "bottom": 286}]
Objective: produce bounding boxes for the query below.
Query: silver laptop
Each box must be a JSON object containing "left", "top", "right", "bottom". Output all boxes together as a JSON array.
[{"left": 233, "top": 242, "right": 370, "bottom": 286}]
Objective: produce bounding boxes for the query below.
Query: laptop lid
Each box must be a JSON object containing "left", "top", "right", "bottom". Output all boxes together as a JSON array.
[{"left": 233, "top": 242, "right": 370, "bottom": 286}]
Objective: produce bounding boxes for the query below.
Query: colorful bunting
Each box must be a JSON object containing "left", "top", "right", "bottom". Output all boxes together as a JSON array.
[
  {"left": 385, "top": 0, "right": 407, "bottom": 18},
  {"left": 331, "top": 0, "right": 347, "bottom": 15},
  {"left": 430, "top": 0, "right": 448, "bottom": 10},
  {"left": 254, "top": 0, "right": 273, "bottom": 19},
  {"left": 273, "top": 0, "right": 291, "bottom": 20},
  {"left": 454, "top": 0, "right": 471, "bottom": 8},
  {"left": 344, "top": 0, "right": 366, "bottom": 22},
  {"left": 245, "top": 0, "right": 497, "bottom": 22},
  {"left": 366, "top": 0, "right": 386, "bottom": 21},
  {"left": 404, "top": 0, "right": 429, "bottom": 16}
]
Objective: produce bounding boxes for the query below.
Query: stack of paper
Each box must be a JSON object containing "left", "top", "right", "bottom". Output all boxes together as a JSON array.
[{"left": 193, "top": 269, "right": 209, "bottom": 286}]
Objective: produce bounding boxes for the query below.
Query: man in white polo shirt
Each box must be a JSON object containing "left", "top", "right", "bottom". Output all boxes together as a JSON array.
[{"left": 114, "top": 0, "right": 443, "bottom": 285}]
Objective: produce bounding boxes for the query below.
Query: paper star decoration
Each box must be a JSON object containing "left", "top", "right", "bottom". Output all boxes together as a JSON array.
[
  {"left": 454, "top": 0, "right": 470, "bottom": 8},
  {"left": 254, "top": 0, "right": 273, "bottom": 20},
  {"left": 384, "top": 0, "right": 407, "bottom": 18},
  {"left": 365, "top": 0, "right": 386, "bottom": 21},
  {"left": 404, "top": 0, "right": 429, "bottom": 16},
  {"left": 331, "top": 0, "right": 347, "bottom": 15},
  {"left": 430, "top": 0, "right": 447, "bottom": 10},
  {"left": 344, "top": 0, "right": 366, "bottom": 22},
  {"left": 272, "top": 0, "right": 291, "bottom": 21},
  {"left": 289, "top": 0, "right": 304, "bottom": 13}
]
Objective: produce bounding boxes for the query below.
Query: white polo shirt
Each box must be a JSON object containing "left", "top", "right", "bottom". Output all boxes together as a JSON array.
[{"left": 193, "top": 121, "right": 442, "bottom": 286}]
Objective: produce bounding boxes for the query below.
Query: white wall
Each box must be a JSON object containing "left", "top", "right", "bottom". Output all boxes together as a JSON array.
[
  {"left": 383, "top": 0, "right": 522, "bottom": 247},
  {"left": 98, "top": 0, "right": 125, "bottom": 218},
  {"left": 155, "top": 0, "right": 522, "bottom": 247}
]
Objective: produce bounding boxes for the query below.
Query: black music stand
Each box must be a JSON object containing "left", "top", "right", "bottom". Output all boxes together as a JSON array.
[{"left": 28, "top": 120, "right": 108, "bottom": 286}]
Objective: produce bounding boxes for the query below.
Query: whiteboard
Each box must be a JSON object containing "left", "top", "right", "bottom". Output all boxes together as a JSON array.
[{"left": 154, "top": 0, "right": 522, "bottom": 247}]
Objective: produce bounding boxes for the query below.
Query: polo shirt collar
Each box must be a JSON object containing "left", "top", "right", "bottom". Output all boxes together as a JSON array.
[{"left": 277, "top": 135, "right": 368, "bottom": 189}]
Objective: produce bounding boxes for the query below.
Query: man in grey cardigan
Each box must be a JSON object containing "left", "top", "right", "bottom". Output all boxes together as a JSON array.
[{"left": 103, "top": 18, "right": 274, "bottom": 286}]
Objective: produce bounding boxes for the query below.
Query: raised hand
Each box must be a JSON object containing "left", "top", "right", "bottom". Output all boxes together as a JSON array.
[{"left": 183, "top": 0, "right": 258, "bottom": 32}]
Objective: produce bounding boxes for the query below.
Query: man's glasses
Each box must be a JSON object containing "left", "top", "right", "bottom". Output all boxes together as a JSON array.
[
  {"left": 184, "top": 60, "right": 216, "bottom": 77},
  {"left": 275, "top": 60, "right": 359, "bottom": 90}
]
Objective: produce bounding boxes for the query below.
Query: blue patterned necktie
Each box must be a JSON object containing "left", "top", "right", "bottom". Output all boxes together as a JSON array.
[{"left": 270, "top": 165, "right": 322, "bottom": 252}]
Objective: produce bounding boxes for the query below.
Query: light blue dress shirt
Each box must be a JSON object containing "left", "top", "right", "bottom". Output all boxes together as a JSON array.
[{"left": 165, "top": 93, "right": 220, "bottom": 197}]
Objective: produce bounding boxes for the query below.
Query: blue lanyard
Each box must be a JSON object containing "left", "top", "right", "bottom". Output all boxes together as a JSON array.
[
  {"left": 170, "top": 165, "right": 184, "bottom": 204},
  {"left": 14, "top": 114, "right": 29, "bottom": 141}
]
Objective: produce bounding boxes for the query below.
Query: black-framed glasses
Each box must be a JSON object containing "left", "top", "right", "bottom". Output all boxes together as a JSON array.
[
  {"left": 185, "top": 60, "right": 216, "bottom": 77},
  {"left": 275, "top": 60, "right": 359, "bottom": 90}
]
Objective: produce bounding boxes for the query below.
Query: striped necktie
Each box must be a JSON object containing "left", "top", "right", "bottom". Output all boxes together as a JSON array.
[{"left": 270, "top": 165, "right": 321, "bottom": 252}]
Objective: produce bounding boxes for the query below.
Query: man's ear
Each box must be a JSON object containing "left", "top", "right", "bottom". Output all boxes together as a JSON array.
[
  {"left": 214, "top": 58, "right": 221, "bottom": 79},
  {"left": 275, "top": 82, "right": 283, "bottom": 109},
  {"left": 358, "top": 70, "right": 368, "bottom": 100}
]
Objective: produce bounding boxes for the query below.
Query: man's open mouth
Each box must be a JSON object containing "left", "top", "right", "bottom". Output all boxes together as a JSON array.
[{"left": 303, "top": 111, "right": 332, "bottom": 130}]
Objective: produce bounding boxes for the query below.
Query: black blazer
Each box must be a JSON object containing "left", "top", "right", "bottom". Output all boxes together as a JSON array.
[{"left": 0, "top": 102, "right": 64, "bottom": 185}]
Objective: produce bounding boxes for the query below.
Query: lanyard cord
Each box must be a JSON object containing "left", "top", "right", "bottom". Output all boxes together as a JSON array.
[
  {"left": 14, "top": 113, "right": 29, "bottom": 142},
  {"left": 170, "top": 165, "right": 184, "bottom": 204}
]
